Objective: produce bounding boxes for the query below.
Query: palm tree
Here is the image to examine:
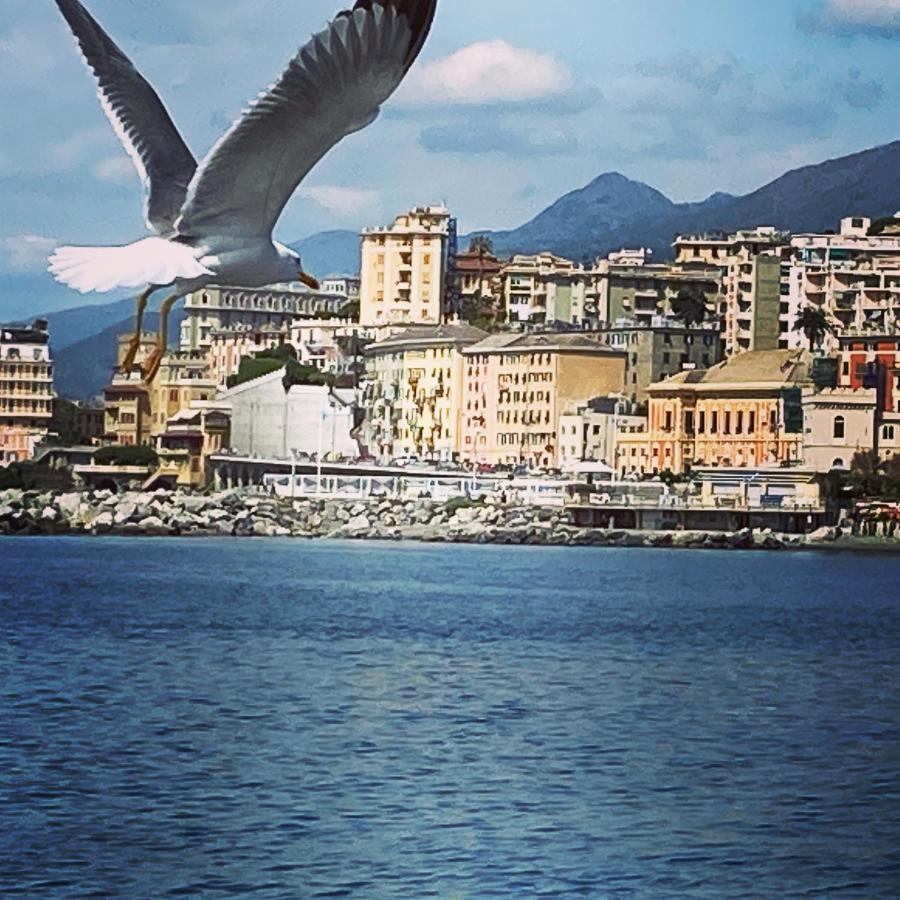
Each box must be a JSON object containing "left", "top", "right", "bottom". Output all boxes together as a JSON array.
[
  {"left": 794, "top": 305, "right": 836, "bottom": 351},
  {"left": 670, "top": 286, "right": 708, "bottom": 328}
]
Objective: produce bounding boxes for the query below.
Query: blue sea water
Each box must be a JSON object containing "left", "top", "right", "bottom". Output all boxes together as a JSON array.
[{"left": 1, "top": 538, "right": 899, "bottom": 898}]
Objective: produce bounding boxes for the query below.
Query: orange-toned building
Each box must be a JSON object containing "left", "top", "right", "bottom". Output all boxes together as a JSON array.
[{"left": 646, "top": 350, "right": 813, "bottom": 474}]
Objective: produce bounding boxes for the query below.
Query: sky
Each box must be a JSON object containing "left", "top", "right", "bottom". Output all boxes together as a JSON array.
[{"left": 3, "top": 0, "right": 900, "bottom": 315}]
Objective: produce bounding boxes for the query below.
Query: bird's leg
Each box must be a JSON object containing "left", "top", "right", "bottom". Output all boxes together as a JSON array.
[
  {"left": 120, "top": 286, "right": 156, "bottom": 373},
  {"left": 142, "top": 291, "right": 180, "bottom": 383}
]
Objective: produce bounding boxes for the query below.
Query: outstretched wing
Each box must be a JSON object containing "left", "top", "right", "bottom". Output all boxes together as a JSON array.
[
  {"left": 54, "top": 0, "right": 198, "bottom": 235},
  {"left": 176, "top": 0, "right": 437, "bottom": 240}
]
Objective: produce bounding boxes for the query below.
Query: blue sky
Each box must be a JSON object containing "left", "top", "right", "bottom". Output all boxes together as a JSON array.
[{"left": 2, "top": 0, "right": 900, "bottom": 315}]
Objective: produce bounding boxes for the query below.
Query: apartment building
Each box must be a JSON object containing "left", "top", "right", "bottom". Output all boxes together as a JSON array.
[
  {"left": 675, "top": 226, "right": 791, "bottom": 355},
  {"left": 596, "top": 259, "right": 722, "bottom": 328},
  {"left": 591, "top": 321, "right": 724, "bottom": 404},
  {"left": 0, "top": 320, "right": 55, "bottom": 465},
  {"left": 499, "top": 253, "right": 596, "bottom": 326},
  {"left": 359, "top": 206, "right": 450, "bottom": 327},
  {"left": 461, "top": 334, "right": 626, "bottom": 469},
  {"left": 180, "top": 285, "right": 347, "bottom": 351},
  {"left": 645, "top": 350, "right": 812, "bottom": 474},
  {"left": 362, "top": 324, "right": 487, "bottom": 462},
  {"left": 557, "top": 396, "right": 647, "bottom": 472},
  {"left": 781, "top": 217, "right": 900, "bottom": 352}
]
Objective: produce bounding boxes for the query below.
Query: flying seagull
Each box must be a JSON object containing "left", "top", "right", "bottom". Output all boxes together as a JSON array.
[{"left": 49, "top": 0, "right": 438, "bottom": 381}]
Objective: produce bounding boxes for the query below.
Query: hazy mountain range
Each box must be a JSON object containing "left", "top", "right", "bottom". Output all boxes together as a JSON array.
[{"left": 29, "top": 138, "right": 900, "bottom": 400}]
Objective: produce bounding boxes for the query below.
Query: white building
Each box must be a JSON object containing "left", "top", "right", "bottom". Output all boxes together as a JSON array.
[{"left": 219, "top": 368, "right": 357, "bottom": 461}]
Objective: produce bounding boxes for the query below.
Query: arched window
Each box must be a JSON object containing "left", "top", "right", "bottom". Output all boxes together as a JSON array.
[{"left": 833, "top": 416, "right": 845, "bottom": 440}]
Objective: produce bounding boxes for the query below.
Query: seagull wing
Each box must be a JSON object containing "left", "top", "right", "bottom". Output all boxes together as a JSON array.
[
  {"left": 176, "top": 0, "right": 437, "bottom": 240},
  {"left": 54, "top": 0, "right": 198, "bottom": 235}
]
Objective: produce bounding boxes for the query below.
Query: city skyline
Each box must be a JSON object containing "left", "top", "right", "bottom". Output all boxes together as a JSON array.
[{"left": 4, "top": 0, "right": 900, "bottom": 301}]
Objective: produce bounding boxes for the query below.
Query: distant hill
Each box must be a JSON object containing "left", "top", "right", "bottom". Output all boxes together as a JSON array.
[
  {"left": 289, "top": 230, "right": 360, "bottom": 278},
  {"left": 473, "top": 139, "right": 900, "bottom": 261},
  {"left": 54, "top": 307, "right": 187, "bottom": 402}
]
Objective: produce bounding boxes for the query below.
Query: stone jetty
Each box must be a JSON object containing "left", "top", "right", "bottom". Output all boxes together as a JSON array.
[{"left": 0, "top": 486, "right": 883, "bottom": 551}]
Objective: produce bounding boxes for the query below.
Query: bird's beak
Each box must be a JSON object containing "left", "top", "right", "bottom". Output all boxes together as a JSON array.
[{"left": 298, "top": 270, "right": 320, "bottom": 290}]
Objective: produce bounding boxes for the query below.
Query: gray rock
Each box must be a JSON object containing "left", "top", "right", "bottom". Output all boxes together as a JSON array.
[
  {"left": 41, "top": 506, "right": 58, "bottom": 522},
  {"left": 93, "top": 511, "right": 114, "bottom": 533},
  {"left": 56, "top": 493, "right": 82, "bottom": 518},
  {"left": 344, "top": 515, "right": 370, "bottom": 537},
  {"left": 138, "top": 516, "right": 168, "bottom": 535}
]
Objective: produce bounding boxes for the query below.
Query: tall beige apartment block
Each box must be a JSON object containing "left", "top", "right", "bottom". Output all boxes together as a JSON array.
[
  {"left": 359, "top": 206, "right": 449, "bottom": 327},
  {"left": 0, "top": 321, "right": 55, "bottom": 465}
]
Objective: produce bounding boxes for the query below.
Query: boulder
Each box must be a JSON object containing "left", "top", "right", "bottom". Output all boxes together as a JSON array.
[
  {"left": 93, "top": 511, "right": 114, "bottom": 533},
  {"left": 807, "top": 526, "right": 841, "bottom": 544},
  {"left": 344, "top": 515, "right": 370, "bottom": 537},
  {"left": 137, "top": 516, "right": 168, "bottom": 535},
  {"left": 56, "top": 493, "right": 82, "bottom": 519}
]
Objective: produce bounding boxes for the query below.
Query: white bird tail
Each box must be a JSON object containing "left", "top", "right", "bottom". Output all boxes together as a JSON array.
[{"left": 48, "top": 237, "right": 213, "bottom": 293}]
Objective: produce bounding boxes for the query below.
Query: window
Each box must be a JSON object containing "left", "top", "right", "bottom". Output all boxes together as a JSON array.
[
  {"left": 834, "top": 416, "right": 845, "bottom": 440},
  {"left": 883, "top": 425, "right": 896, "bottom": 441}
]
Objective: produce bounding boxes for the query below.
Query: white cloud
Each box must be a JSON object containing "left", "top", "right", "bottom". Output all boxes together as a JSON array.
[
  {"left": 95, "top": 156, "right": 138, "bottom": 185},
  {"left": 1, "top": 235, "right": 58, "bottom": 273},
  {"left": 400, "top": 40, "right": 573, "bottom": 106},
  {"left": 801, "top": 0, "right": 900, "bottom": 36},
  {"left": 298, "top": 186, "right": 380, "bottom": 217}
]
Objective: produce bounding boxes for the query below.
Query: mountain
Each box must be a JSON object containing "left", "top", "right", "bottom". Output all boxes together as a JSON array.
[
  {"left": 483, "top": 173, "right": 677, "bottom": 261},
  {"left": 289, "top": 229, "right": 360, "bottom": 278},
  {"left": 54, "top": 307, "right": 187, "bottom": 402},
  {"left": 475, "top": 140, "right": 900, "bottom": 261}
]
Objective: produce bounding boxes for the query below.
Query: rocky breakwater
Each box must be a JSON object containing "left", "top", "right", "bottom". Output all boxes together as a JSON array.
[{"left": 0, "top": 487, "right": 874, "bottom": 551}]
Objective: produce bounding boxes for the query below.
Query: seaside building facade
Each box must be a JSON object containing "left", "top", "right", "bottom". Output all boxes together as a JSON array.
[
  {"left": 359, "top": 206, "right": 450, "bottom": 327},
  {"left": 460, "top": 334, "right": 627, "bottom": 469},
  {"left": 645, "top": 350, "right": 813, "bottom": 474},
  {"left": 362, "top": 324, "right": 487, "bottom": 462},
  {"left": 0, "top": 320, "right": 55, "bottom": 465}
]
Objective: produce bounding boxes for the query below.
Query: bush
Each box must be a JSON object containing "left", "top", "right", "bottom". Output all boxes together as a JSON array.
[
  {"left": 444, "top": 496, "right": 485, "bottom": 514},
  {"left": 93, "top": 445, "right": 158, "bottom": 467},
  {"left": 226, "top": 356, "right": 284, "bottom": 389},
  {"left": 0, "top": 462, "right": 75, "bottom": 492}
]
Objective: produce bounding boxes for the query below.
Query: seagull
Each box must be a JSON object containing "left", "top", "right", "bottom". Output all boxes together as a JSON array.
[{"left": 49, "top": 0, "right": 438, "bottom": 381}]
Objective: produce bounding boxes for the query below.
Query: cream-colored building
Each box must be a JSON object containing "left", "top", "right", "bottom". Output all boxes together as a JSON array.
[
  {"left": 782, "top": 217, "right": 900, "bottom": 351},
  {"left": 557, "top": 396, "right": 647, "bottom": 473},
  {"left": 675, "top": 226, "right": 791, "bottom": 355},
  {"left": 801, "top": 387, "right": 878, "bottom": 472},
  {"left": 0, "top": 321, "right": 55, "bottom": 465},
  {"left": 362, "top": 324, "right": 487, "bottom": 462},
  {"left": 499, "top": 253, "right": 595, "bottom": 326},
  {"left": 461, "top": 334, "right": 627, "bottom": 469},
  {"left": 180, "top": 284, "right": 347, "bottom": 351},
  {"left": 360, "top": 206, "right": 449, "bottom": 327}
]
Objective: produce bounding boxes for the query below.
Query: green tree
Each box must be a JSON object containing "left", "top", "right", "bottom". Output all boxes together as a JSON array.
[
  {"left": 670, "top": 286, "right": 708, "bottom": 327},
  {"left": 794, "top": 306, "right": 836, "bottom": 352},
  {"left": 468, "top": 235, "right": 494, "bottom": 256},
  {"left": 94, "top": 445, "right": 159, "bottom": 467},
  {"left": 848, "top": 449, "right": 883, "bottom": 498}
]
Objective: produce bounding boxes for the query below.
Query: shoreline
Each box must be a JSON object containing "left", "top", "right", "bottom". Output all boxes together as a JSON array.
[{"left": 3, "top": 487, "right": 898, "bottom": 554}]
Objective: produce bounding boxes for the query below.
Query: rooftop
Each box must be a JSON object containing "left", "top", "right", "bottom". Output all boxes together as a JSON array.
[
  {"left": 650, "top": 349, "right": 813, "bottom": 392},
  {"left": 367, "top": 323, "right": 489, "bottom": 354},
  {"left": 465, "top": 332, "right": 626, "bottom": 355}
]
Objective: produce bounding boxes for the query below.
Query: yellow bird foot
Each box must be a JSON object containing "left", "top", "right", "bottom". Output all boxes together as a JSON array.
[{"left": 143, "top": 347, "right": 164, "bottom": 383}]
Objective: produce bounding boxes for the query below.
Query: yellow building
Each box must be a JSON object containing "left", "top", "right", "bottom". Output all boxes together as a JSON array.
[
  {"left": 646, "top": 349, "right": 812, "bottom": 474},
  {"left": 103, "top": 338, "right": 227, "bottom": 486},
  {"left": 461, "top": 334, "right": 627, "bottom": 469},
  {"left": 0, "top": 321, "right": 55, "bottom": 465},
  {"left": 363, "top": 324, "right": 487, "bottom": 462},
  {"left": 360, "top": 206, "right": 450, "bottom": 327}
]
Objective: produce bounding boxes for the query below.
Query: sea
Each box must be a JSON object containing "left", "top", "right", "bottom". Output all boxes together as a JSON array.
[{"left": 1, "top": 537, "right": 899, "bottom": 898}]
